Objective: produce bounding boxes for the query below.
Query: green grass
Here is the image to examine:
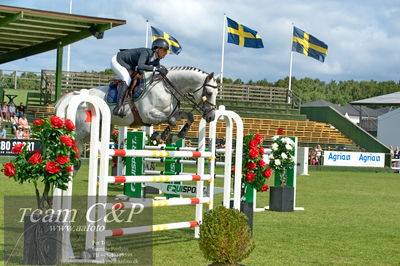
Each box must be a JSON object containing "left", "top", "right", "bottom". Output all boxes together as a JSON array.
[{"left": 1, "top": 159, "right": 399, "bottom": 265}]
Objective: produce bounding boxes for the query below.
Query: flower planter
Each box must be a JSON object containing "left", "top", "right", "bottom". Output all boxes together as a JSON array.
[
  {"left": 229, "top": 200, "right": 253, "bottom": 232},
  {"left": 269, "top": 186, "right": 294, "bottom": 212},
  {"left": 23, "top": 214, "right": 62, "bottom": 265}
]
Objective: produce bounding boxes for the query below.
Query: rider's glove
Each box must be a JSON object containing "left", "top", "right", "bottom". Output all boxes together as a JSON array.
[{"left": 154, "top": 66, "right": 168, "bottom": 76}]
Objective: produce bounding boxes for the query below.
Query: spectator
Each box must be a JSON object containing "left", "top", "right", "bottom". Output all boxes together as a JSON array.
[
  {"left": 16, "top": 102, "right": 26, "bottom": 118},
  {"left": 394, "top": 146, "right": 400, "bottom": 168},
  {"left": 0, "top": 126, "right": 6, "bottom": 138},
  {"left": 1, "top": 102, "right": 9, "bottom": 122},
  {"left": 8, "top": 103, "right": 16, "bottom": 117},
  {"left": 15, "top": 126, "right": 23, "bottom": 139},
  {"left": 22, "top": 127, "right": 30, "bottom": 139},
  {"left": 18, "top": 114, "right": 29, "bottom": 129},
  {"left": 10, "top": 114, "right": 18, "bottom": 134},
  {"left": 314, "top": 145, "right": 323, "bottom": 165}
]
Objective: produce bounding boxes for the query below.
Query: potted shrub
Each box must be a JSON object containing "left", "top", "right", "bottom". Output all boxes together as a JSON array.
[
  {"left": 268, "top": 136, "right": 295, "bottom": 212},
  {"left": 2, "top": 115, "right": 79, "bottom": 265},
  {"left": 199, "top": 206, "right": 255, "bottom": 265}
]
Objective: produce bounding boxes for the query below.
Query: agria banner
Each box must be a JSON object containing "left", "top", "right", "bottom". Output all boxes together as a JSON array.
[{"left": 323, "top": 151, "right": 385, "bottom": 167}]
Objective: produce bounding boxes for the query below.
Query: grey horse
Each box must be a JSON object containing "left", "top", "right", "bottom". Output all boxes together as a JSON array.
[{"left": 55, "top": 66, "right": 218, "bottom": 151}]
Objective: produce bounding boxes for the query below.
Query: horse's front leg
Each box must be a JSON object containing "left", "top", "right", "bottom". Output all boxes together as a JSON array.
[{"left": 167, "top": 111, "right": 194, "bottom": 143}]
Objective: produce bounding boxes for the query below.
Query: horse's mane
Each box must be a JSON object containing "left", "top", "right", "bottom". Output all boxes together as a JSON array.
[{"left": 167, "top": 66, "right": 208, "bottom": 75}]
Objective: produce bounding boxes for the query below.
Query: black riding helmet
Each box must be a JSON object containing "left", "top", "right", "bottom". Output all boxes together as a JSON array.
[{"left": 152, "top": 39, "right": 169, "bottom": 51}]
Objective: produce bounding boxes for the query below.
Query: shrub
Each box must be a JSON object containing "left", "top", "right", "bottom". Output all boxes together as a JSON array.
[{"left": 199, "top": 206, "right": 255, "bottom": 265}]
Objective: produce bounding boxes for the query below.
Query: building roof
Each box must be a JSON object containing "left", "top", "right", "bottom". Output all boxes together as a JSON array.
[
  {"left": 351, "top": 91, "right": 400, "bottom": 106},
  {"left": 0, "top": 5, "right": 126, "bottom": 64},
  {"left": 302, "top": 99, "right": 388, "bottom": 117}
]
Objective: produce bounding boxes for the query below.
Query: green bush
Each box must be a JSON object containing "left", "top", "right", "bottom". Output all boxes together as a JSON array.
[{"left": 199, "top": 206, "right": 255, "bottom": 265}]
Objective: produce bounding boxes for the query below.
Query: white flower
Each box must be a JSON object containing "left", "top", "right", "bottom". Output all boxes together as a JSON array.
[
  {"left": 272, "top": 136, "right": 279, "bottom": 140},
  {"left": 269, "top": 154, "right": 274, "bottom": 159},
  {"left": 281, "top": 152, "right": 288, "bottom": 159},
  {"left": 281, "top": 138, "right": 287, "bottom": 143},
  {"left": 286, "top": 138, "right": 295, "bottom": 145},
  {"left": 153, "top": 140, "right": 157, "bottom": 145},
  {"left": 275, "top": 159, "right": 281, "bottom": 165},
  {"left": 285, "top": 144, "right": 293, "bottom": 151},
  {"left": 271, "top": 143, "right": 279, "bottom": 151}
]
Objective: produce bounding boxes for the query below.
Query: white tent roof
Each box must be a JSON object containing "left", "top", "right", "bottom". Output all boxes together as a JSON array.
[{"left": 351, "top": 91, "right": 400, "bottom": 106}]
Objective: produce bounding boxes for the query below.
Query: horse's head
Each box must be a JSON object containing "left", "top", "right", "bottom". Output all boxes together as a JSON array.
[{"left": 193, "top": 72, "right": 218, "bottom": 123}]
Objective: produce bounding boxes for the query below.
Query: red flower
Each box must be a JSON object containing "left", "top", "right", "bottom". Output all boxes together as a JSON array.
[
  {"left": 50, "top": 116, "right": 64, "bottom": 128},
  {"left": 263, "top": 168, "right": 273, "bottom": 179},
  {"left": 28, "top": 152, "right": 43, "bottom": 165},
  {"left": 72, "top": 146, "right": 80, "bottom": 158},
  {"left": 33, "top": 119, "right": 43, "bottom": 126},
  {"left": 11, "top": 143, "right": 24, "bottom": 154},
  {"left": 259, "top": 159, "right": 266, "bottom": 168},
  {"left": 46, "top": 161, "right": 61, "bottom": 174},
  {"left": 246, "top": 162, "right": 257, "bottom": 170},
  {"left": 249, "top": 148, "right": 259, "bottom": 159},
  {"left": 56, "top": 155, "right": 69, "bottom": 165},
  {"left": 259, "top": 146, "right": 265, "bottom": 155},
  {"left": 60, "top": 135, "right": 74, "bottom": 147},
  {"left": 65, "top": 119, "right": 76, "bottom": 131},
  {"left": 112, "top": 130, "right": 118, "bottom": 136},
  {"left": 231, "top": 167, "right": 235, "bottom": 174},
  {"left": 249, "top": 138, "right": 258, "bottom": 149},
  {"left": 3, "top": 162, "right": 16, "bottom": 177},
  {"left": 246, "top": 171, "right": 255, "bottom": 183},
  {"left": 254, "top": 133, "right": 263, "bottom": 144},
  {"left": 261, "top": 184, "right": 269, "bottom": 192},
  {"left": 277, "top": 128, "right": 284, "bottom": 135},
  {"left": 66, "top": 165, "right": 74, "bottom": 173}
]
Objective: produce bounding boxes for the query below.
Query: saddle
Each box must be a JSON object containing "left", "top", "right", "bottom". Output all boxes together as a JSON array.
[{"left": 106, "top": 73, "right": 144, "bottom": 104}]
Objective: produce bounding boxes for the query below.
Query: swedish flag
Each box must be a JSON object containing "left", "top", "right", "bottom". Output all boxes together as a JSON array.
[
  {"left": 151, "top": 26, "right": 182, "bottom": 55},
  {"left": 292, "top": 26, "right": 328, "bottom": 62},
  {"left": 226, "top": 17, "right": 264, "bottom": 48}
]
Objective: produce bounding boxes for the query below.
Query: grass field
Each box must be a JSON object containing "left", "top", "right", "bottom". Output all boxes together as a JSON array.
[{"left": 1, "top": 160, "right": 399, "bottom": 265}]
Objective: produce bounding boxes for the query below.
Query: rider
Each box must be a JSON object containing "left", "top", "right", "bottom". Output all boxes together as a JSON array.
[{"left": 111, "top": 39, "right": 169, "bottom": 117}]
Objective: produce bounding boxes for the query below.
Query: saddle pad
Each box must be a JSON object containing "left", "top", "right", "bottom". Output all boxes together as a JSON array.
[{"left": 106, "top": 80, "right": 145, "bottom": 104}]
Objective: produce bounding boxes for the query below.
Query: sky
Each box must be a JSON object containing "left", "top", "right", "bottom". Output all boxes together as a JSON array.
[{"left": 1, "top": 0, "right": 399, "bottom": 83}]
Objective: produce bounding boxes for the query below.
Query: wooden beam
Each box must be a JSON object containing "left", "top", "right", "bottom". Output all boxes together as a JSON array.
[
  {"left": 0, "top": 23, "right": 112, "bottom": 64},
  {"left": 0, "top": 12, "right": 23, "bottom": 27},
  {"left": 55, "top": 42, "right": 63, "bottom": 102}
]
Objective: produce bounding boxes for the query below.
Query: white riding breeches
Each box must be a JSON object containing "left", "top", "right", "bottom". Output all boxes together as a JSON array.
[{"left": 111, "top": 55, "right": 131, "bottom": 85}]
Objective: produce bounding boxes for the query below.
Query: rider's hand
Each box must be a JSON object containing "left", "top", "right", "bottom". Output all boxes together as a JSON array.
[{"left": 154, "top": 66, "right": 168, "bottom": 76}]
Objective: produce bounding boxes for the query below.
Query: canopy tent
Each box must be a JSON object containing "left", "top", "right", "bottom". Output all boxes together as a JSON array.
[
  {"left": 0, "top": 5, "right": 126, "bottom": 100},
  {"left": 351, "top": 92, "right": 400, "bottom": 106}
]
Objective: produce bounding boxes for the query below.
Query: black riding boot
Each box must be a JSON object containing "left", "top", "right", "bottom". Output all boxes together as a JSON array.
[{"left": 113, "top": 82, "right": 128, "bottom": 117}]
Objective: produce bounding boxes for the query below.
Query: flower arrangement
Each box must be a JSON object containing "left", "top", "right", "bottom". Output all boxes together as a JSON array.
[
  {"left": 2, "top": 116, "right": 80, "bottom": 210},
  {"left": 268, "top": 136, "right": 295, "bottom": 186},
  {"left": 240, "top": 133, "right": 272, "bottom": 192}
]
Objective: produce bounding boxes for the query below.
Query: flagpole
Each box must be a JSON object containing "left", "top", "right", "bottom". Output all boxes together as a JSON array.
[
  {"left": 145, "top": 19, "right": 149, "bottom": 48},
  {"left": 288, "top": 23, "right": 294, "bottom": 104},
  {"left": 220, "top": 13, "right": 226, "bottom": 85}
]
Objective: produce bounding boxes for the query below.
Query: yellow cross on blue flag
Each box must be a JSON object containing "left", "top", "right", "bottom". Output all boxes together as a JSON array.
[
  {"left": 226, "top": 17, "right": 264, "bottom": 48},
  {"left": 292, "top": 26, "right": 328, "bottom": 62},
  {"left": 151, "top": 26, "right": 182, "bottom": 55}
]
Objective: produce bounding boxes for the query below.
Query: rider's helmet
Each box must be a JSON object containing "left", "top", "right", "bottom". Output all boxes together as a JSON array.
[{"left": 152, "top": 39, "right": 169, "bottom": 51}]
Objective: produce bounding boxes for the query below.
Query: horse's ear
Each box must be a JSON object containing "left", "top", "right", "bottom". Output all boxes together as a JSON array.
[{"left": 206, "top": 72, "right": 214, "bottom": 82}]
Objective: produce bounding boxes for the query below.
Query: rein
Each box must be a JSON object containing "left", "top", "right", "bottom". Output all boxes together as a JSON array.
[{"left": 158, "top": 71, "right": 217, "bottom": 117}]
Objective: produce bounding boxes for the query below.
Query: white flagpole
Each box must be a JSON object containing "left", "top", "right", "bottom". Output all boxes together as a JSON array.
[
  {"left": 220, "top": 13, "right": 226, "bottom": 85},
  {"left": 145, "top": 20, "right": 149, "bottom": 48},
  {"left": 66, "top": 0, "right": 72, "bottom": 72},
  {"left": 288, "top": 23, "right": 294, "bottom": 104}
]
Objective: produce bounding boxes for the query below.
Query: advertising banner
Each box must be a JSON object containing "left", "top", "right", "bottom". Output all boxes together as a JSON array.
[{"left": 323, "top": 151, "right": 385, "bottom": 167}]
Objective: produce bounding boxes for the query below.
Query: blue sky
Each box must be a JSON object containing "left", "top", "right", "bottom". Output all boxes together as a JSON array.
[{"left": 1, "top": 0, "right": 399, "bottom": 82}]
